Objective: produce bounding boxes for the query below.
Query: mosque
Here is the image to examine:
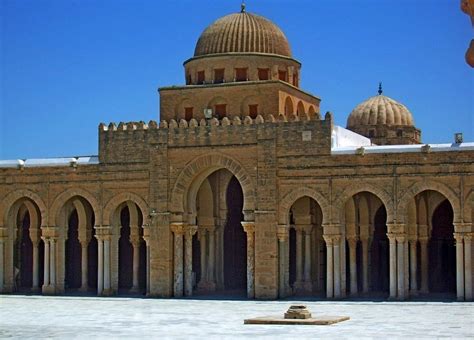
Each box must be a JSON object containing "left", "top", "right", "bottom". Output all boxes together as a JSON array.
[{"left": 0, "top": 5, "right": 473, "bottom": 301}]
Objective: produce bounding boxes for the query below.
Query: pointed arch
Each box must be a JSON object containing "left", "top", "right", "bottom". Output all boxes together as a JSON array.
[
  {"left": 102, "top": 192, "right": 149, "bottom": 226},
  {"left": 170, "top": 153, "right": 255, "bottom": 219},
  {"left": 333, "top": 182, "right": 394, "bottom": 224},
  {"left": 397, "top": 180, "right": 461, "bottom": 223},
  {"left": 49, "top": 188, "right": 100, "bottom": 227},
  {"left": 1, "top": 189, "right": 47, "bottom": 228},
  {"left": 278, "top": 187, "right": 330, "bottom": 225}
]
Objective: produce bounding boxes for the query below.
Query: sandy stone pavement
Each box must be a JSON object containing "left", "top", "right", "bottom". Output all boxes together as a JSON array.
[{"left": 0, "top": 295, "right": 473, "bottom": 338}]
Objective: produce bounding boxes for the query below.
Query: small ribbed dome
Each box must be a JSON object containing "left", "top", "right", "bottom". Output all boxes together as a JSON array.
[
  {"left": 194, "top": 12, "right": 292, "bottom": 57},
  {"left": 347, "top": 94, "right": 415, "bottom": 128}
]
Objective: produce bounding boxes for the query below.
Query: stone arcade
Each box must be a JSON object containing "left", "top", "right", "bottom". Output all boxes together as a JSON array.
[{"left": 0, "top": 6, "right": 473, "bottom": 301}]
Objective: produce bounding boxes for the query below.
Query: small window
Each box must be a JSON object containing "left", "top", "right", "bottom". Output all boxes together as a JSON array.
[
  {"left": 258, "top": 68, "right": 270, "bottom": 81},
  {"left": 278, "top": 70, "right": 287, "bottom": 82},
  {"left": 249, "top": 104, "right": 258, "bottom": 118},
  {"left": 397, "top": 129, "right": 403, "bottom": 137},
  {"left": 214, "top": 69, "right": 224, "bottom": 84},
  {"left": 215, "top": 104, "right": 227, "bottom": 119},
  {"left": 197, "top": 71, "right": 205, "bottom": 85},
  {"left": 293, "top": 72, "right": 299, "bottom": 87},
  {"left": 368, "top": 129, "right": 375, "bottom": 138},
  {"left": 235, "top": 68, "right": 248, "bottom": 82},
  {"left": 186, "top": 74, "right": 192, "bottom": 85},
  {"left": 185, "top": 107, "right": 193, "bottom": 121}
]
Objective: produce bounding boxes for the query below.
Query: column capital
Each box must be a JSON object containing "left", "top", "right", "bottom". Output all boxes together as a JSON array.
[
  {"left": 323, "top": 234, "right": 341, "bottom": 245},
  {"left": 130, "top": 234, "right": 142, "bottom": 245},
  {"left": 41, "top": 226, "right": 60, "bottom": 238},
  {"left": 386, "top": 223, "right": 406, "bottom": 234},
  {"left": 0, "top": 226, "right": 7, "bottom": 239},
  {"left": 418, "top": 236, "right": 429, "bottom": 243},
  {"left": 185, "top": 225, "right": 198, "bottom": 237},
  {"left": 453, "top": 222, "right": 472, "bottom": 232},
  {"left": 464, "top": 233, "right": 473, "bottom": 241},
  {"left": 94, "top": 225, "right": 112, "bottom": 239},
  {"left": 241, "top": 221, "right": 255, "bottom": 234},
  {"left": 396, "top": 235, "right": 407, "bottom": 243},
  {"left": 277, "top": 225, "right": 288, "bottom": 242},
  {"left": 347, "top": 237, "right": 358, "bottom": 246},
  {"left": 454, "top": 232, "right": 465, "bottom": 243},
  {"left": 170, "top": 222, "right": 185, "bottom": 235}
]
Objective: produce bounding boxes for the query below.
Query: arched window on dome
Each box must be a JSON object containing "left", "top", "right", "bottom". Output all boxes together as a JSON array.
[{"left": 258, "top": 68, "right": 270, "bottom": 81}]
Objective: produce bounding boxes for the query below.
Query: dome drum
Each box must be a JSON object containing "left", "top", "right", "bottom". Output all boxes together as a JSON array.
[{"left": 184, "top": 54, "right": 300, "bottom": 87}]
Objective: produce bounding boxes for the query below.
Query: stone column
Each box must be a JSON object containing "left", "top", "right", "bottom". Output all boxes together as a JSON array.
[
  {"left": 295, "top": 226, "right": 304, "bottom": 285},
  {"left": 184, "top": 225, "right": 197, "bottom": 297},
  {"left": 80, "top": 241, "right": 88, "bottom": 292},
  {"left": 142, "top": 231, "right": 150, "bottom": 296},
  {"left": 97, "top": 238, "right": 104, "bottom": 295},
  {"left": 198, "top": 229, "right": 208, "bottom": 288},
  {"left": 130, "top": 237, "right": 140, "bottom": 293},
  {"left": 323, "top": 235, "right": 334, "bottom": 298},
  {"left": 397, "top": 236, "right": 406, "bottom": 300},
  {"left": 242, "top": 222, "right": 255, "bottom": 299},
  {"left": 50, "top": 238, "right": 56, "bottom": 288},
  {"left": 303, "top": 226, "right": 313, "bottom": 285},
  {"left": 208, "top": 227, "right": 216, "bottom": 289},
  {"left": 277, "top": 225, "right": 288, "bottom": 298},
  {"left": 409, "top": 238, "right": 417, "bottom": 295},
  {"left": 419, "top": 237, "right": 429, "bottom": 293},
  {"left": 361, "top": 238, "right": 369, "bottom": 293},
  {"left": 388, "top": 235, "right": 397, "bottom": 299},
  {"left": 171, "top": 223, "right": 185, "bottom": 297},
  {"left": 454, "top": 233, "right": 465, "bottom": 301},
  {"left": 333, "top": 235, "right": 341, "bottom": 298},
  {"left": 348, "top": 237, "right": 358, "bottom": 295},
  {"left": 31, "top": 240, "right": 39, "bottom": 291},
  {"left": 43, "top": 237, "right": 50, "bottom": 288},
  {"left": 103, "top": 237, "right": 111, "bottom": 293},
  {"left": 464, "top": 234, "right": 472, "bottom": 301},
  {"left": 0, "top": 237, "right": 4, "bottom": 292}
]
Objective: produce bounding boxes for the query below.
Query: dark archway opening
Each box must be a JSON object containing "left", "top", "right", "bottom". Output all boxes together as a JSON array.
[
  {"left": 429, "top": 199, "right": 456, "bottom": 294},
  {"left": 119, "top": 207, "right": 133, "bottom": 290},
  {"left": 16, "top": 212, "right": 33, "bottom": 289},
  {"left": 65, "top": 210, "right": 82, "bottom": 290},
  {"left": 370, "top": 206, "right": 389, "bottom": 294},
  {"left": 192, "top": 233, "right": 201, "bottom": 288},
  {"left": 223, "top": 176, "right": 246, "bottom": 291}
]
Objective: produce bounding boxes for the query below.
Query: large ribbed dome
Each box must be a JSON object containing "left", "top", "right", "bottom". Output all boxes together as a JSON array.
[
  {"left": 194, "top": 12, "right": 292, "bottom": 57},
  {"left": 347, "top": 94, "right": 415, "bottom": 128}
]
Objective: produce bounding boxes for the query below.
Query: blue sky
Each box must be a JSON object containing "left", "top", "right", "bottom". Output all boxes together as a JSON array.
[{"left": 1, "top": 0, "right": 473, "bottom": 159}]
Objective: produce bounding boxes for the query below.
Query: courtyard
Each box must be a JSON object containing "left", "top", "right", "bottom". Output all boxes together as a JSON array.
[{"left": 0, "top": 295, "right": 473, "bottom": 338}]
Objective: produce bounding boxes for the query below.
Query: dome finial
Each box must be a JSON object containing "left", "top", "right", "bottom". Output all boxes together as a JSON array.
[
  {"left": 378, "top": 82, "right": 383, "bottom": 95},
  {"left": 241, "top": 1, "right": 246, "bottom": 13}
]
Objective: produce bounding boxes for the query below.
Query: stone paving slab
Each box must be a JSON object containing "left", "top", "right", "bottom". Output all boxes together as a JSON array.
[{"left": 0, "top": 295, "right": 473, "bottom": 339}]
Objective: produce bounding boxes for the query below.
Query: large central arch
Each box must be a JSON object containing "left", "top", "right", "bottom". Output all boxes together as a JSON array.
[{"left": 170, "top": 153, "right": 256, "bottom": 220}]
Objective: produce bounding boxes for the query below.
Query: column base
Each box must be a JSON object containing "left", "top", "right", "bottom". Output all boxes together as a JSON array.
[
  {"left": 101, "top": 288, "right": 114, "bottom": 296},
  {"left": 294, "top": 281, "right": 313, "bottom": 295},
  {"left": 79, "top": 286, "right": 89, "bottom": 293},
  {"left": 129, "top": 286, "right": 140, "bottom": 294},
  {"left": 197, "top": 281, "right": 216, "bottom": 293},
  {"left": 42, "top": 285, "right": 56, "bottom": 295}
]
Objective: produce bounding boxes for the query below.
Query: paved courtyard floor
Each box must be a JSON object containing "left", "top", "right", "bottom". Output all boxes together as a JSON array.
[{"left": 0, "top": 295, "right": 473, "bottom": 338}]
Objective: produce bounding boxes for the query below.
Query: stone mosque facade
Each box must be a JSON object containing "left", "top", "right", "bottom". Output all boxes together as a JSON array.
[{"left": 1, "top": 7, "right": 473, "bottom": 301}]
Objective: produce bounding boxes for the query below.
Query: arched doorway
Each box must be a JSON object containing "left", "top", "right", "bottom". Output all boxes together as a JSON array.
[
  {"left": 411, "top": 190, "right": 456, "bottom": 298},
  {"left": 9, "top": 199, "right": 44, "bottom": 292},
  {"left": 191, "top": 170, "right": 247, "bottom": 296},
  {"left": 429, "top": 199, "right": 456, "bottom": 294},
  {"left": 344, "top": 192, "right": 389, "bottom": 297},
  {"left": 288, "top": 196, "right": 325, "bottom": 296},
  {"left": 223, "top": 176, "right": 246, "bottom": 291},
  {"left": 113, "top": 201, "right": 146, "bottom": 295},
  {"left": 60, "top": 197, "right": 97, "bottom": 293}
]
